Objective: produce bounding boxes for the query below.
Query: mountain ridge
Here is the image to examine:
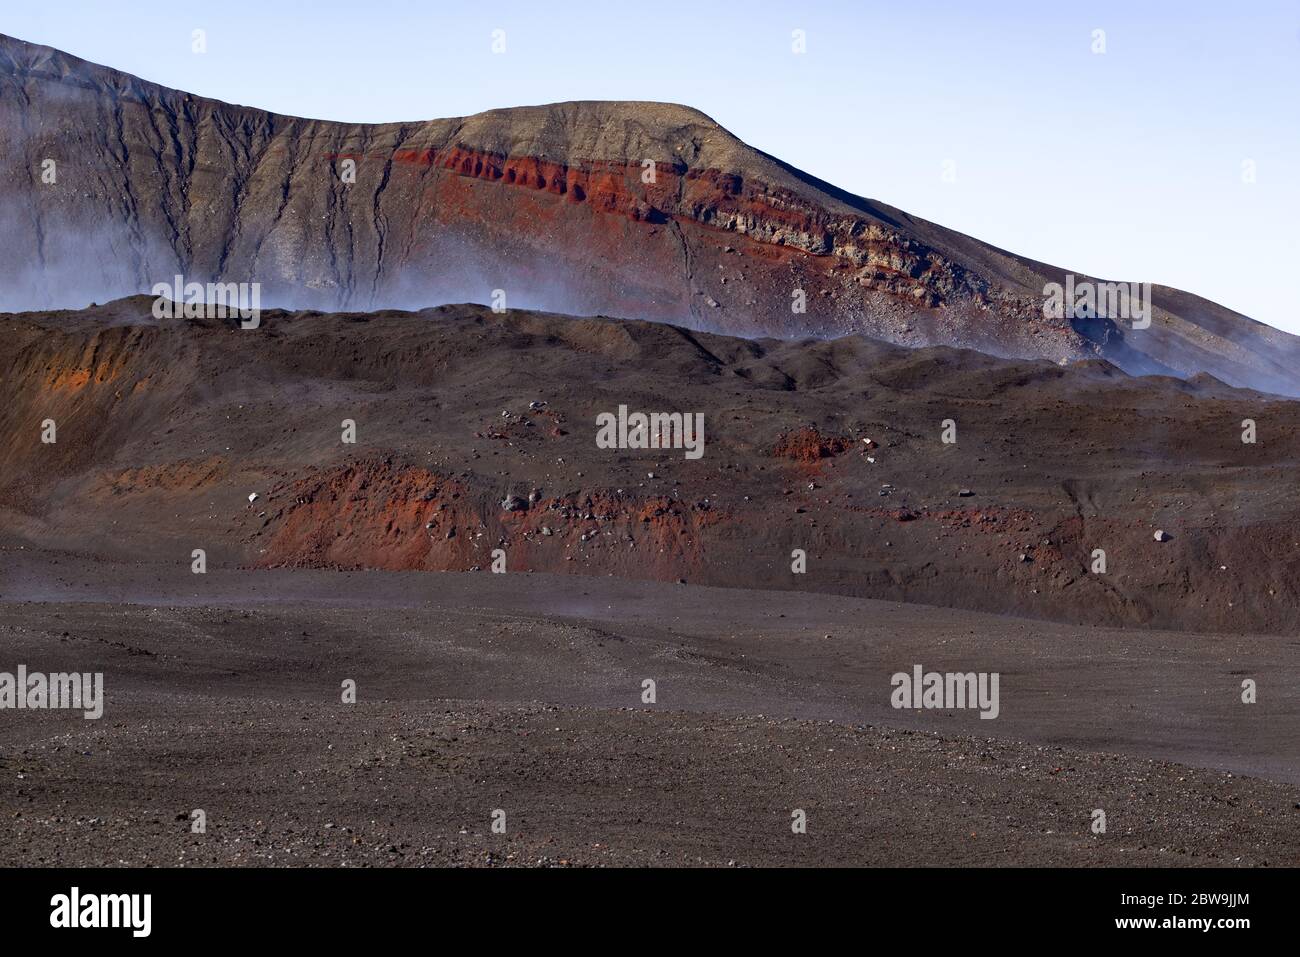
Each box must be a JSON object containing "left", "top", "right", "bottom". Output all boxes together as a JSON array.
[{"left": 2, "top": 32, "right": 1296, "bottom": 394}]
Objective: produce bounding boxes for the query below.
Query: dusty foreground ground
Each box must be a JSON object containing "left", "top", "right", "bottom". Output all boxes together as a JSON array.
[{"left": 0, "top": 555, "right": 1296, "bottom": 867}]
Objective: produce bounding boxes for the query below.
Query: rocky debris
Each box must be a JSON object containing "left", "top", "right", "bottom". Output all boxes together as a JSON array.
[
  {"left": 501, "top": 495, "right": 528, "bottom": 512},
  {"left": 1154, "top": 529, "right": 1170, "bottom": 542}
]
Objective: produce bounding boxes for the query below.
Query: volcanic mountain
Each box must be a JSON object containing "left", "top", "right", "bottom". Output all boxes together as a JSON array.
[{"left": 2, "top": 32, "right": 1296, "bottom": 394}]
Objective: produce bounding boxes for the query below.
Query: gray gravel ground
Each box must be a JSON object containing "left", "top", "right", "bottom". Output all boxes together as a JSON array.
[{"left": 0, "top": 564, "right": 1295, "bottom": 867}]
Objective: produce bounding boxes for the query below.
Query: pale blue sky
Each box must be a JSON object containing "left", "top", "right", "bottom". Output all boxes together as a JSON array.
[{"left": 7, "top": 1, "right": 1299, "bottom": 331}]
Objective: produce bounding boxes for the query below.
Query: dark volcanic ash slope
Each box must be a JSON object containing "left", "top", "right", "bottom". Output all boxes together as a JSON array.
[
  {"left": 1, "top": 33, "right": 1297, "bottom": 394},
  {"left": 3, "top": 296, "right": 1299, "bottom": 635}
]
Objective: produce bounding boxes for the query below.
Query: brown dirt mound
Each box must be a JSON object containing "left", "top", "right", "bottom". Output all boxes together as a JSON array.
[{"left": 771, "top": 427, "right": 852, "bottom": 463}]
